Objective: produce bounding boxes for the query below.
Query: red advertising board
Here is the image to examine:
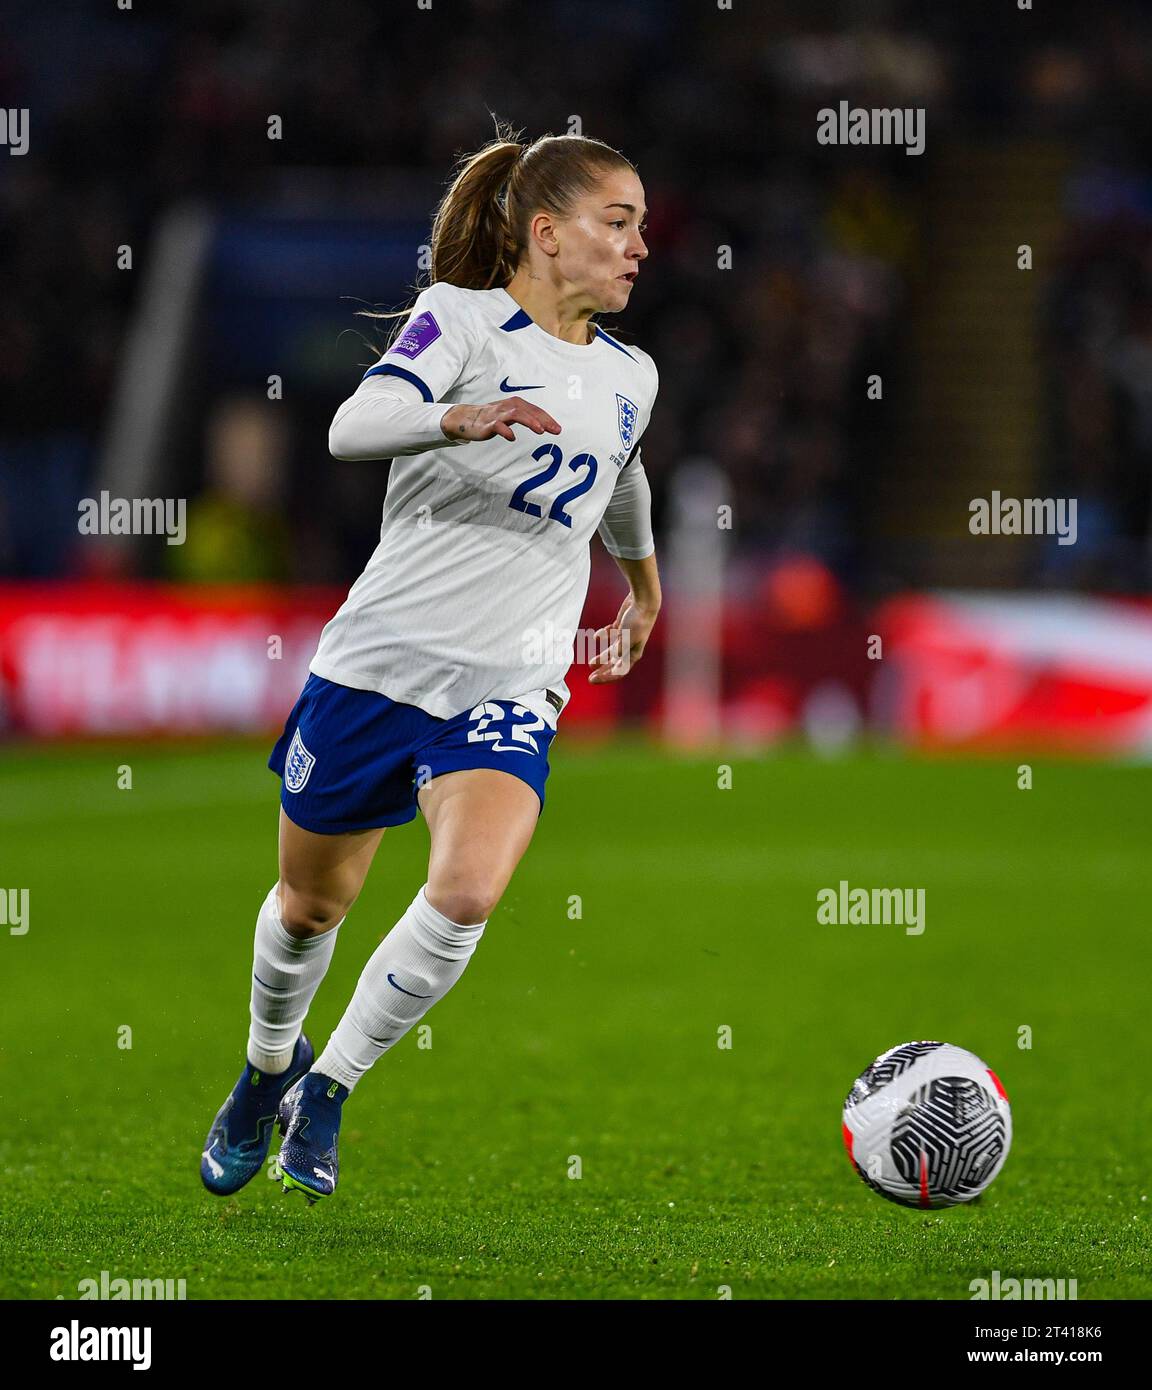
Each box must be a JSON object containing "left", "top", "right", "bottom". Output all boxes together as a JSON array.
[
  {"left": 0, "top": 583, "right": 335, "bottom": 736},
  {"left": 2, "top": 582, "right": 1150, "bottom": 754},
  {"left": 874, "top": 593, "right": 1152, "bottom": 754}
]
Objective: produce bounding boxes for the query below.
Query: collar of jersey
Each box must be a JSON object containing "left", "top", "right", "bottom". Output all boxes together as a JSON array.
[{"left": 492, "top": 287, "right": 609, "bottom": 359}]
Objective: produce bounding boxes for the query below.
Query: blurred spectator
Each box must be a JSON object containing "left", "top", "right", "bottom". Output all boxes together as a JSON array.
[{"left": 167, "top": 395, "right": 291, "bottom": 583}]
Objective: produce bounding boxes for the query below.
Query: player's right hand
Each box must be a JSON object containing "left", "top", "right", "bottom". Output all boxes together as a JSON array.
[{"left": 440, "top": 398, "right": 562, "bottom": 443}]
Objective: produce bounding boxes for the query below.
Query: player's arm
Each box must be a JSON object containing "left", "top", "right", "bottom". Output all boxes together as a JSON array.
[
  {"left": 329, "top": 376, "right": 464, "bottom": 459},
  {"left": 589, "top": 457, "right": 661, "bottom": 683},
  {"left": 330, "top": 379, "right": 562, "bottom": 459},
  {"left": 609, "top": 549, "right": 661, "bottom": 614},
  {"left": 329, "top": 282, "right": 560, "bottom": 460}
]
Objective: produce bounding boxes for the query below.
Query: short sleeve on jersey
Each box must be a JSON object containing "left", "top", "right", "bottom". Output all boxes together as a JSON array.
[{"left": 362, "top": 282, "right": 475, "bottom": 403}]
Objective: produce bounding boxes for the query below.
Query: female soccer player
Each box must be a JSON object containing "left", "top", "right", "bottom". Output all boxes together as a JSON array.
[{"left": 200, "top": 131, "right": 660, "bottom": 1204}]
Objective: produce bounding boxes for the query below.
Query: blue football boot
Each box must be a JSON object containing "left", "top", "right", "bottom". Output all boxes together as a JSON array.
[
  {"left": 272, "top": 1071, "right": 349, "bottom": 1205},
  {"left": 200, "top": 1034, "right": 314, "bottom": 1196}
]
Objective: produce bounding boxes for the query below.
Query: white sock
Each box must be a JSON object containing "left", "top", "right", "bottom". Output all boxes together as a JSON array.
[
  {"left": 314, "top": 883, "right": 485, "bottom": 1091},
  {"left": 247, "top": 884, "right": 341, "bottom": 1073}
]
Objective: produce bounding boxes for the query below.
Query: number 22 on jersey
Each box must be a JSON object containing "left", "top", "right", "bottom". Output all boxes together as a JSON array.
[{"left": 508, "top": 443, "right": 599, "bottom": 530}]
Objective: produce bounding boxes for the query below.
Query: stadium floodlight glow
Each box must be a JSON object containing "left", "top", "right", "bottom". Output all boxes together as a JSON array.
[{"left": 842, "top": 1041, "right": 1012, "bottom": 1209}]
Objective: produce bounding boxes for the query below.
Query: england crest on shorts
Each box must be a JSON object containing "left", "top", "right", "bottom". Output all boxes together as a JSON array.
[
  {"left": 284, "top": 728, "right": 316, "bottom": 793},
  {"left": 616, "top": 393, "right": 637, "bottom": 451}
]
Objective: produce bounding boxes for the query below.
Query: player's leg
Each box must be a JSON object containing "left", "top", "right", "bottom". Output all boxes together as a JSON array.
[
  {"left": 419, "top": 767, "right": 541, "bottom": 922},
  {"left": 201, "top": 812, "right": 385, "bottom": 1196},
  {"left": 277, "top": 769, "right": 540, "bottom": 1203},
  {"left": 310, "top": 768, "right": 537, "bottom": 1085},
  {"left": 278, "top": 806, "right": 386, "bottom": 937},
  {"left": 249, "top": 809, "right": 386, "bottom": 1066}
]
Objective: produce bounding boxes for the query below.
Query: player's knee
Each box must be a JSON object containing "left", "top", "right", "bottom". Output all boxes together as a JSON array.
[
  {"left": 277, "top": 884, "right": 347, "bottom": 938},
  {"left": 426, "top": 883, "right": 499, "bottom": 926}
]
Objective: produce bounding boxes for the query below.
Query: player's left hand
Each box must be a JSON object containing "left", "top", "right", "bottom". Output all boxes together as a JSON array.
[{"left": 587, "top": 594, "right": 659, "bottom": 683}]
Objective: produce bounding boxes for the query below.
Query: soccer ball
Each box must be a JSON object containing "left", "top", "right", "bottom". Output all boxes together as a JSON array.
[{"left": 842, "top": 1040, "right": 1011, "bottom": 1209}]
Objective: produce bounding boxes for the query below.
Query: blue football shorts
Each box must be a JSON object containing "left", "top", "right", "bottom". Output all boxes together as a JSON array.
[{"left": 268, "top": 673, "right": 563, "bottom": 834}]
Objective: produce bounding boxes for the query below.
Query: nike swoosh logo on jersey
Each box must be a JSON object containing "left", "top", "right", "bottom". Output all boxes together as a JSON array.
[
  {"left": 499, "top": 377, "right": 543, "bottom": 392},
  {"left": 492, "top": 743, "right": 535, "bottom": 754}
]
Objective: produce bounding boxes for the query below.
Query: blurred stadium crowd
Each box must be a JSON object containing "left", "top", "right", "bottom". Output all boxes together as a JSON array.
[{"left": 1, "top": 0, "right": 1150, "bottom": 593}]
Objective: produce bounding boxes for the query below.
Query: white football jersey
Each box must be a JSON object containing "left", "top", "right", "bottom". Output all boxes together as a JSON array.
[{"left": 309, "top": 281, "right": 659, "bottom": 721}]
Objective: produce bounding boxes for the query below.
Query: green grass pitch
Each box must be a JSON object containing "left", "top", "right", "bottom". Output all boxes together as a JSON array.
[{"left": 1, "top": 738, "right": 1148, "bottom": 1299}]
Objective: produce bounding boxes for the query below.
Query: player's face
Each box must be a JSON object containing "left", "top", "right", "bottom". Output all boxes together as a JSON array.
[{"left": 556, "top": 169, "right": 649, "bottom": 313}]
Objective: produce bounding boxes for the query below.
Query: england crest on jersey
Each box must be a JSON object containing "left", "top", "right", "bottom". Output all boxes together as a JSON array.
[
  {"left": 616, "top": 394, "right": 638, "bottom": 451},
  {"left": 284, "top": 728, "right": 316, "bottom": 793}
]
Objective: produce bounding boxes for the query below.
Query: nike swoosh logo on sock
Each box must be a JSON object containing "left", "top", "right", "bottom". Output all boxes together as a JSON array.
[{"left": 386, "top": 972, "right": 433, "bottom": 998}]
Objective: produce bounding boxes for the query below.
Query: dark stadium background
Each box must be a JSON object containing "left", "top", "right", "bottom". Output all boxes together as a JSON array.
[{"left": 0, "top": 0, "right": 1149, "bottom": 1311}]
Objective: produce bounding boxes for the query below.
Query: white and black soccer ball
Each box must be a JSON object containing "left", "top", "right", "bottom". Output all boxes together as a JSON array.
[{"left": 842, "top": 1040, "right": 1012, "bottom": 1209}]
